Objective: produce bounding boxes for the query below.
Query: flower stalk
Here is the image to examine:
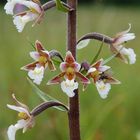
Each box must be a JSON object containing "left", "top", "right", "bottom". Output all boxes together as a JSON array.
[{"left": 67, "top": 0, "right": 81, "bottom": 140}]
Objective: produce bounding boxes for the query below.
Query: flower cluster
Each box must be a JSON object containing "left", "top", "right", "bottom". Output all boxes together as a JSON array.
[{"left": 4, "top": 0, "right": 137, "bottom": 139}]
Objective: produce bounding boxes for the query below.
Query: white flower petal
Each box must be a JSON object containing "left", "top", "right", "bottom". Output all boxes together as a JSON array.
[
  {"left": 74, "top": 62, "right": 81, "bottom": 72},
  {"left": 96, "top": 81, "right": 111, "bottom": 99},
  {"left": 7, "top": 120, "right": 27, "bottom": 140},
  {"left": 115, "top": 33, "right": 135, "bottom": 45},
  {"left": 77, "top": 39, "right": 90, "bottom": 49},
  {"left": 21, "top": 1, "right": 41, "bottom": 13},
  {"left": 7, "top": 104, "right": 30, "bottom": 116},
  {"left": 120, "top": 48, "right": 136, "bottom": 64},
  {"left": 61, "top": 79, "right": 78, "bottom": 97},
  {"left": 30, "top": 51, "right": 40, "bottom": 60},
  {"left": 28, "top": 66, "right": 44, "bottom": 85},
  {"left": 4, "top": 1, "right": 15, "bottom": 15},
  {"left": 88, "top": 67, "right": 96, "bottom": 74},
  {"left": 13, "top": 12, "right": 38, "bottom": 32},
  {"left": 98, "top": 65, "right": 110, "bottom": 72}
]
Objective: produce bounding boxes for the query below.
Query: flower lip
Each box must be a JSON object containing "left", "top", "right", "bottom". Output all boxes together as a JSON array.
[
  {"left": 61, "top": 79, "right": 78, "bottom": 97},
  {"left": 96, "top": 81, "right": 111, "bottom": 99}
]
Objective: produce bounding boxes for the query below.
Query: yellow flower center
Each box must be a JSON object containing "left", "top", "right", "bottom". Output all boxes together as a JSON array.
[
  {"left": 91, "top": 70, "right": 99, "bottom": 78},
  {"left": 39, "top": 56, "right": 47, "bottom": 64},
  {"left": 30, "top": 8, "right": 39, "bottom": 14},
  {"left": 66, "top": 67, "right": 75, "bottom": 80},
  {"left": 18, "top": 112, "right": 29, "bottom": 120},
  {"left": 99, "top": 84, "right": 106, "bottom": 90}
]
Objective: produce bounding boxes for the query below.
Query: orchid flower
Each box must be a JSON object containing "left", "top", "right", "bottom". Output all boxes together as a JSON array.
[
  {"left": 4, "top": 0, "right": 44, "bottom": 32},
  {"left": 84, "top": 59, "right": 120, "bottom": 99},
  {"left": 7, "top": 94, "right": 34, "bottom": 140},
  {"left": 21, "top": 40, "right": 56, "bottom": 85},
  {"left": 47, "top": 51, "right": 90, "bottom": 97},
  {"left": 110, "top": 24, "right": 136, "bottom": 64}
]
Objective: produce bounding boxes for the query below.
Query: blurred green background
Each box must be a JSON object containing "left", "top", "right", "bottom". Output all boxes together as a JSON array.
[{"left": 0, "top": 1, "right": 140, "bottom": 140}]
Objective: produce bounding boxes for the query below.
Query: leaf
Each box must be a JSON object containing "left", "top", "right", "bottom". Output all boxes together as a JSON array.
[
  {"left": 77, "top": 39, "right": 90, "bottom": 50},
  {"left": 103, "top": 53, "right": 118, "bottom": 65},
  {"left": 27, "top": 78, "right": 68, "bottom": 112},
  {"left": 90, "top": 39, "right": 104, "bottom": 65},
  {"left": 55, "top": 0, "right": 69, "bottom": 12}
]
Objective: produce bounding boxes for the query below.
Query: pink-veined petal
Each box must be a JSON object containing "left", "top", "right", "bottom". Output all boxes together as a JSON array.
[
  {"left": 21, "top": 61, "right": 39, "bottom": 71},
  {"left": 35, "top": 40, "right": 45, "bottom": 52},
  {"left": 91, "top": 59, "right": 103, "bottom": 69},
  {"left": 47, "top": 72, "right": 65, "bottom": 85},
  {"left": 76, "top": 72, "right": 90, "bottom": 84},
  {"left": 60, "top": 62, "right": 67, "bottom": 72},
  {"left": 65, "top": 51, "right": 75, "bottom": 64},
  {"left": 73, "top": 62, "right": 81, "bottom": 72}
]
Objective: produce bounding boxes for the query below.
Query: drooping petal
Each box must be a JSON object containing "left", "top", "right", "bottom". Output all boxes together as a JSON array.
[
  {"left": 28, "top": 66, "right": 44, "bottom": 85},
  {"left": 4, "top": 0, "right": 16, "bottom": 15},
  {"left": 96, "top": 81, "right": 111, "bottom": 99},
  {"left": 61, "top": 79, "right": 78, "bottom": 97},
  {"left": 76, "top": 72, "right": 90, "bottom": 84},
  {"left": 65, "top": 51, "right": 75, "bottom": 64},
  {"left": 13, "top": 12, "right": 38, "bottom": 32},
  {"left": 120, "top": 48, "right": 136, "bottom": 64},
  {"left": 47, "top": 72, "right": 65, "bottom": 85},
  {"left": 7, "top": 119, "right": 27, "bottom": 140}
]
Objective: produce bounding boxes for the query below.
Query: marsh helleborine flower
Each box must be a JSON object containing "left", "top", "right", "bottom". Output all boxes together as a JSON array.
[
  {"left": 4, "top": 0, "right": 44, "bottom": 32},
  {"left": 47, "top": 51, "right": 90, "bottom": 97},
  {"left": 21, "top": 40, "right": 56, "bottom": 85},
  {"left": 7, "top": 94, "right": 34, "bottom": 140},
  {"left": 111, "top": 24, "right": 136, "bottom": 64},
  {"left": 85, "top": 59, "right": 120, "bottom": 99}
]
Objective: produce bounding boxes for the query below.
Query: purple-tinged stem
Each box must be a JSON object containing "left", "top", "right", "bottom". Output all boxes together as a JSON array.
[{"left": 67, "top": 0, "right": 81, "bottom": 140}]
